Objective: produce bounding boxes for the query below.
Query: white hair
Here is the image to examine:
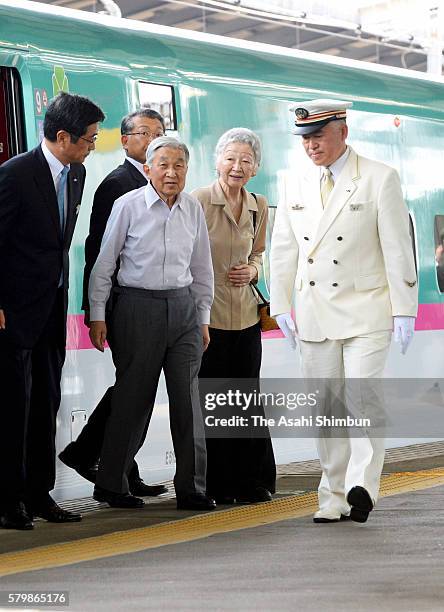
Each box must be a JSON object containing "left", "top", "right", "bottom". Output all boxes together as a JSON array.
[
  {"left": 146, "top": 136, "right": 189, "bottom": 166},
  {"left": 215, "top": 127, "right": 262, "bottom": 168}
]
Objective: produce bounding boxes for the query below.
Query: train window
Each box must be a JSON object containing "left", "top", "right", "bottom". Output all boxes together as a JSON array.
[
  {"left": 434, "top": 215, "right": 444, "bottom": 293},
  {"left": 0, "top": 67, "right": 25, "bottom": 164},
  {"left": 138, "top": 82, "right": 176, "bottom": 131}
]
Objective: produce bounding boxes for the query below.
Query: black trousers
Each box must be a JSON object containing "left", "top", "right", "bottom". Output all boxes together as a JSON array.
[
  {"left": 67, "top": 323, "right": 147, "bottom": 485},
  {"left": 199, "top": 322, "right": 276, "bottom": 497},
  {"left": 0, "top": 290, "right": 65, "bottom": 506}
]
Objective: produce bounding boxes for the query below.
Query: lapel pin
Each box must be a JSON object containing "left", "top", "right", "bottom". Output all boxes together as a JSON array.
[{"left": 405, "top": 280, "right": 416, "bottom": 287}]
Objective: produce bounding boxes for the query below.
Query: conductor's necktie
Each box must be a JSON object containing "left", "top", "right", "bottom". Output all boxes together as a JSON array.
[
  {"left": 320, "top": 167, "right": 334, "bottom": 209},
  {"left": 57, "top": 165, "right": 69, "bottom": 232}
]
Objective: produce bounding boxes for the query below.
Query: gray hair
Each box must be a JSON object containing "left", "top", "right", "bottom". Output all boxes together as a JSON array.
[
  {"left": 215, "top": 127, "right": 262, "bottom": 168},
  {"left": 121, "top": 108, "right": 165, "bottom": 135},
  {"left": 145, "top": 136, "right": 190, "bottom": 166}
]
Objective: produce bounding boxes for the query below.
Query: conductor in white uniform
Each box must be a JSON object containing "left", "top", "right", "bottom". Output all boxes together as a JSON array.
[{"left": 270, "top": 100, "right": 418, "bottom": 523}]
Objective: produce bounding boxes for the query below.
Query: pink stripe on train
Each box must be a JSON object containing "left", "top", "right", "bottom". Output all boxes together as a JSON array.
[
  {"left": 415, "top": 303, "right": 444, "bottom": 331},
  {"left": 66, "top": 302, "right": 444, "bottom": 350}
]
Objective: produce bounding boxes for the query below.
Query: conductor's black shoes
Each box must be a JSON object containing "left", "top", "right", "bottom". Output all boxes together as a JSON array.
[
  {"left": 93, "top": 486, "right": 144, "bottom": 508},
  {"left": 176, "top": 493, "right": 216, "bottom": 511},
  {"left": 0, "top": 502, "right": 34, "bottom": 530},
  {"left": 129, "top": 479, "right": 168, "bottom": 497},
  {"left": 313, "top": 514, "right": 351, "bottom": 524},
  {"left": 347, "top": 486, "right": 374, "bottom": 523}
]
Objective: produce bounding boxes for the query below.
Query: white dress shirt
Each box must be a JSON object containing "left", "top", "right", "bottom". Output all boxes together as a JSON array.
[
  {"left": 41, "top": 139, "right": 70, "bottom": 221},
  {"left": 89, "top": 181, "right": 214, "bottom": 324},
  {"left": 126, "top": 156, "right": 146, "bottom": 178},
  {"left": 321, "top": 145, "right": 350, "bottom": 183}
]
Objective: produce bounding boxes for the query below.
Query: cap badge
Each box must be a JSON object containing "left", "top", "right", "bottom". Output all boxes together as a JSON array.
[{"left": 295, "top": 108, "right": 309, "bottom": 119}]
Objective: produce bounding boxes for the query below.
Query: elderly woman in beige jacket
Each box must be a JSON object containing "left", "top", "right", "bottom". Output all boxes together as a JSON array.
[{"left": 192, "top": 128, "right": 276, "bottom": 504}]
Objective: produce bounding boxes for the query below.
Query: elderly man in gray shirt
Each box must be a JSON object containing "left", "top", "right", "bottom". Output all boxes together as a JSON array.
[{"left": 89, "top": 136, "right": 215, "bottom": 511}]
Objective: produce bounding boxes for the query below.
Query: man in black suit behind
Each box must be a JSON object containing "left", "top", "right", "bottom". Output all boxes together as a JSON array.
[
  {"left": 59, "top": 109, "right": 168, "bottom": 499},
  {"left": 0, "top": 92, "right": 105, "bottom": 530}
]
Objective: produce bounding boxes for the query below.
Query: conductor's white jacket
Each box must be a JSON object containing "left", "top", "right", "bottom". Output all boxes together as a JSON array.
[{"left": 270, "top": 147, "right": 418, "bottom": 341}]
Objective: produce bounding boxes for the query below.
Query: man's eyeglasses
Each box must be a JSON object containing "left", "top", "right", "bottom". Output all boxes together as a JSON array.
[
  {"left": 77, "top": 134, "right": 98, "bottom": 144},
  {"left": 124, "top": 131, "right": 164, "bottom": 139}
]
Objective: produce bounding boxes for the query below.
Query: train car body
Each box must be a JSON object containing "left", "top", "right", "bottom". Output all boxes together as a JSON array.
[{"left": 0, "top": 0, "right": 443, "bottom": 501}]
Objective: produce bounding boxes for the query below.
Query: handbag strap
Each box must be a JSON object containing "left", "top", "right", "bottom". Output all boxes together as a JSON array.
[
  {"left": 251, "top": 193, "right": 257, "bottom": 234},
  {"left": 249, "top": 193, "right": 267, "bottom": 303},
  {"left": 250, "top": 281, "right": 268, "bottom": 304}
]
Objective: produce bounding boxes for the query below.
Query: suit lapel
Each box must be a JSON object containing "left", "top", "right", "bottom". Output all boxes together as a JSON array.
[
  {"left": 123, "top": 158, "right": 148, "bottom": 189},
  {"left": 32, "top": 146, "right": 61, "bottom": 238},
  {"left": 302, "top": 166, "right": 323, "bottom": 214},
  {"left": 308, "top": 148, "right": 360, "bottom": 255},
  {"left": 64, "top": 168, "right": 83, "bottom": 245},
  {"left": 300, "top": 166, "right": 324, "bottom": 233}
]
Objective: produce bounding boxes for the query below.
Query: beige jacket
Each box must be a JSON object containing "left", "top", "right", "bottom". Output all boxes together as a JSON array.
[
  {"left": 192, "top": 180, "right": 268, "bottom": 330},
  {"left": 270, "top": 147, "right": 418, "bottom": 341}
]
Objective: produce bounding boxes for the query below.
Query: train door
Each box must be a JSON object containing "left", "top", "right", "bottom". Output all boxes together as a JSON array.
[{"left": 0, "top": 67, "right": 25, "bottom": 165}]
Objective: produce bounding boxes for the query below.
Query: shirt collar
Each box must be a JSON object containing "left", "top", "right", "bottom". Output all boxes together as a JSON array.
[
  {"left": 322, "top": 145, "right": 350, "bottom": 182},
  {"left": 126, "top": 156, "right": 146, "bottom": 178},
  {"left": 41, "top": 139, "right": 70, "bottom": 182},
  {"left": 144, "top": 180, "right": 185, "bottom": 211},
  {"left": 212, "top": 179, "right": 257, "bottom": 210}
]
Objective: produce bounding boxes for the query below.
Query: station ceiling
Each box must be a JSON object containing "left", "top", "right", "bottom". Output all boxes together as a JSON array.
[{"left": 34, "top": 0, "right": 430, "bottom": 72}]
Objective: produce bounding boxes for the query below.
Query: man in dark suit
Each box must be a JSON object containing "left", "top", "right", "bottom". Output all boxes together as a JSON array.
[
  {"left": 0, "top": 92, "right": 105, "bottom": 530},
  {"left": 59, "top": 109, "right": 168, "bottom": 499}
]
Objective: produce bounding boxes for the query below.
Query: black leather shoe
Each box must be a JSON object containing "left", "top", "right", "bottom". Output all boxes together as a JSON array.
[
  {"left": 214, "top": 496, "right": 235, "bottom": 505},
  {"left": 58, "top": 445, "right": 98, "bottom": 484},
  {"left": 313, "top": 514, "right": 351, "bottom": 524},
  {"left": 93, "top": 486, "right": 144, "bottom": 508},
  {"left": 176, "top": 493, "right": 216, "bottom": 511},
  {"left": 129, "top": 479, "right": 168, "bottom": 497},
  {"left": 236, "top": 487, "right": 272, "bottom": 503},
  {"left": 32, "top": 499, "right": 82, "bottom": 523},
  {"left": 0, "top": 502, "right": 34, "bottom": 530},
  {"left": 347, "top": 486, "right": 374, "bottom": 523}
]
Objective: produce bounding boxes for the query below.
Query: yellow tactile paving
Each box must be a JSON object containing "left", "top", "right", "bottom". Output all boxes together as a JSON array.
[
  {"left": 1, "top": 467, "right": 444, "bottom": 577},
  {"left": 380, "top": 469, "right": 444, "bottom": 496}
]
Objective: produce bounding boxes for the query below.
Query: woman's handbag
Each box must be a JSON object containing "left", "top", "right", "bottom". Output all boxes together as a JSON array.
[
  {"left": 248, "top": 192, "right": 279, "bottom": 331},
  {"left": 250, "top": 283, "right": 279, "bottom": 332}
]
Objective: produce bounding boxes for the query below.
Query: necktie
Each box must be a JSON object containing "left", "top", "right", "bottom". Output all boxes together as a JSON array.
[
  {"left": 320, "top": 167, "right": 334, "bottom": 209},
  {"left": 56, "top": 166, "right": 69, "bottom": 287},
  {"left": 57, "top": 165, "right": 69, "bottom": 232}
]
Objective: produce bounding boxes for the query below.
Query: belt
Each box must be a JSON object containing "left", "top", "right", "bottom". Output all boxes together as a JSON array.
[{"left": 114, "top": 286, "right": 191, "bottom": 299}]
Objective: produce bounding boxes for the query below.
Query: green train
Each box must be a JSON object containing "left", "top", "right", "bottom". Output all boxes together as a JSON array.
[{"left": 1, "top": 0, "right": 443, "bottom": 501}]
